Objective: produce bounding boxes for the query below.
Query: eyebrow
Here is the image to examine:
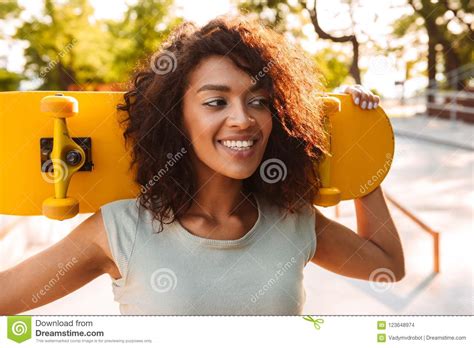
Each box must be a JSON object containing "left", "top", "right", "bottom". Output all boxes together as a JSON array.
[{"left": 196, "top": 83, "right": 265, "bottom": 94}]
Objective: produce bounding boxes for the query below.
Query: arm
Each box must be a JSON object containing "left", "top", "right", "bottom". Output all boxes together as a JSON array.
[
  {"left": 0, "top": 209, "right": 120, "bottom": 315},
  {"left": 311, "top": 186, "right": 405, "bottom": 281}
]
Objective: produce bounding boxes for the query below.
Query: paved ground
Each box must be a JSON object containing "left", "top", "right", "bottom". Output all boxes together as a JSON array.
[
  {"left": 303, "top": 115, "right": 473, "bottom": 315},
  {"left": 391, "top": 115, "right": 473, "bottom": 151},
  {"left": 1, "top": 114, "right": 472, "bottom": 315}
]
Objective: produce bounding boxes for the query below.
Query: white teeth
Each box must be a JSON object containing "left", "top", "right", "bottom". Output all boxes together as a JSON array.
[{"left": 220, "top": 139, "right": 255, "bottom": 150}]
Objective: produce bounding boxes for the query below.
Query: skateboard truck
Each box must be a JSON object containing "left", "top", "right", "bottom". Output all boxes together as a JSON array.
[
  {"left": 40, "top": 93, "right": 85, "bottom": 220},
  {"left": 40, "top": 137, "right": 93, "bottom": 172},
  {"left": 314, "top": 96, "right": 342, "bottom": 207}
]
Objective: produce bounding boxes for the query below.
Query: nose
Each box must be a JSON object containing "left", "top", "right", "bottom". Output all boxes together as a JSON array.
[{"left": 226, "top": 102, "right": 255, "bottom": 129}]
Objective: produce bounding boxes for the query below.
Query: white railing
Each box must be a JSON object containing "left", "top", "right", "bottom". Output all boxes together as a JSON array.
[{"left": 424, "top": 88, "right": 474, "bottom": 126}]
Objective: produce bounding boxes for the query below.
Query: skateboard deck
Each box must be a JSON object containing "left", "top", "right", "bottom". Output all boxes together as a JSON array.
[
  {"left": 313, "top": 93, "right": 394, "bottom": 206},
  {"left": 0, "top": 91, "right": 394, "bottom": 219}
]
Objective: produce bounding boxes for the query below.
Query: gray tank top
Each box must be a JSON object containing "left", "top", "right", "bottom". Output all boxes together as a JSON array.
[{"left": 100, "top": 193, "right": 316, "bottom": 315}]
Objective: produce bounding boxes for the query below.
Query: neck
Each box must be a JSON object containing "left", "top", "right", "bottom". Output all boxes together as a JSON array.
[{"left": 187, "top": 164, "right": 253, "bottom": 222}]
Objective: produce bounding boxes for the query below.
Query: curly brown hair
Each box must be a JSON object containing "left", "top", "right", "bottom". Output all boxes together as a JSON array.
[{"left": 118, "top": 14, "right": 330, "bottom": 233}]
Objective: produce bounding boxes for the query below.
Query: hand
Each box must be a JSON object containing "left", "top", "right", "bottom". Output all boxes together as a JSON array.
[{"left": 342, "top": 84, "right": 380, "bottom": 110}]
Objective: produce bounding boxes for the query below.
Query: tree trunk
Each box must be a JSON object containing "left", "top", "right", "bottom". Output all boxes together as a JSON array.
[
  {"left": 304, "top": 0, "right": 361, "bottom": 84},
  {"left": 427, "top": 38, "right": 436, "bottom": 104},
  {"left": 409, "top": 0, "right": 463, "bottom": 91}
]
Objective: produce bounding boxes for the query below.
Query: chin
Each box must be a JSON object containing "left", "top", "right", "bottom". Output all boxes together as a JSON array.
[
  {"left": 220, "top": 170, "right": 255, "bottom": 180},
  {"left": 218, "top": 166, "right": 258, "bottom": 180}
]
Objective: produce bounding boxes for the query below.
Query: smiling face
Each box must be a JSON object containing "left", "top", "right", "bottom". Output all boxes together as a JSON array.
[{"left": 182, "top": 55, "right": 273, "bottom": 180}]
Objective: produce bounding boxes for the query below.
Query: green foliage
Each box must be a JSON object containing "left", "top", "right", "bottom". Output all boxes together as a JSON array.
[
  {"left": 0, "top": 69, "right": 23, "bottom": 90},
  {"left": 314, "top": 48, "right": 350, "bottom": 90},
  {"left": 394, "top": 0, "right": 473, "bottom": 89},
  {"left": 237, "top": 0, "right": 307, "bottom": 37},
  {"left": 14, "top": 0, "right": 116, "bottom": 89},
  {"left": 0, "top": 0, "right": 21, "bottom": 41},
  {"left": 0, "top": 0, "right": 20, "bottom": 20},
  {"left": 237, "top": 0, "right": 352, "bottom": 88},
  {"left": 106, "top": 0, "right": 182, "bottom": 82},
  {"left": 3, "top": 0, "right": 179, "bottom": 90},
  {"left": 392, "top": 13, "right": 419, "bottom": 38}
]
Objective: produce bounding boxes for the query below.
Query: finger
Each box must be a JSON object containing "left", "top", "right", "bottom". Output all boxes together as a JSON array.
[
  {"left": 373, "top": 95, "right": 380, "bottom": 108},
  {"left": 359, "top": 90, "right": 371, "bottom": 110},
  {"left": 361, "top": 90, "right": 376, "bottom": 109},
  {"left": 367, "top": 94, "right": 376, "bottom": 110},
  {"left": 347, "top": 87, "right": 362, "bottom": 105},
  {"left": 368, "top": 93, "right": 381, "bottom": 109}
]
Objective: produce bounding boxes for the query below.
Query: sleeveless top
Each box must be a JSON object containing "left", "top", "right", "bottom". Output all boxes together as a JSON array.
[{"left": 100, "top": 193, "right": 317, "bottom": 315}]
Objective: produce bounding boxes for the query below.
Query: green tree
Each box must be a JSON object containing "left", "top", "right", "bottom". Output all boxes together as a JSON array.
[
  {"left": 314, "top": 48, "right": 350, "bottom": 89},
  {"left": 238, "top": 0, "right": 308, "bottom": 38},
  {"left": 237, "top": 0, "right": 361, "bottom": 85},
  {"left": 106, "top": 0, "right": 182, "bottom": 82},
  {"left": 5, "top": 0, "right": 179, "bottom": 90},
  {"left": 394, "top": 0, "right": 473, "bottom": 92},
  {"left": 0, "top": 69, "right": 22, "bottom": 90},
  {"left": 0, "top": 0, "right": 23, "bottom": 90},
  {"left": 14, "top": 0, "right": 116, "bottom": 89},
  {"left": 0, "top": 0, "right": 21, "bottom": 26}
]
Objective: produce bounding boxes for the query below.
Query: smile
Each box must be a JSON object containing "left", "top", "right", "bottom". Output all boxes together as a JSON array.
[
  {"left": 219, "top": 139, "right": 255, "bottom": 151},
  {"left": 216, "top": 138, "right": 260, "bottom": 159}
]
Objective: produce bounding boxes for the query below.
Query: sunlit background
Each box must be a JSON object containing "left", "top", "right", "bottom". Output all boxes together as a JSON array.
[
  {"left": 0, "top": 0, "right": 472, "bottom": 315},
  {"left": 1, "top": 0, "right": 471, "bottom": 97}
]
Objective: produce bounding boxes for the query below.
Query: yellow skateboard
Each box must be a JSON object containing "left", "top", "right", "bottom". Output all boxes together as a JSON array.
[
  {"left": 0, "top": 92, "right": 394, "bottom": 220},
  {"left": 313, "top": 94, "right": 394, "bottom": 207}
]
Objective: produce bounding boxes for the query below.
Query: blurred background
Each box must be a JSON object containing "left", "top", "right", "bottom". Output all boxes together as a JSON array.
[{"left": 0, "top": 0, "right": 473, "bottom": 315}]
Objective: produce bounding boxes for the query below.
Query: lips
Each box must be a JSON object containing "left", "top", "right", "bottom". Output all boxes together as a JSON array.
[
  {"left": 216, "top": 138, "right": 259, "bottom": 159},
  {"left": 219, "top": 139, "right": 255, "bottom": 149}
]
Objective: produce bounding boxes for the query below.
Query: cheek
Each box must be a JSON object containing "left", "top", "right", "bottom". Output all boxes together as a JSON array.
[
  {"left": 260, "top": 114, "right": 273, "bottom": 143},
  {"left": 183, "top": 103, "right": 215, "bottom": 143},
  {"left": 195, "top": 117, "right": 218, "bottom": 141},
  {"left": 184, "top": 115, "right": 220, "bottom": 156}
]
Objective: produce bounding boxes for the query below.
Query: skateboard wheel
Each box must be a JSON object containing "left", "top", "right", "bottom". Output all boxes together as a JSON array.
[
  {"left": 40, "top": 94, "right": 78, "bottom": 117},
  {"left": 314, "top": 187, "right": 341, "bottom": 207},
  {"left": 42, "top": 196, "right": 79, "bottom": 220}
]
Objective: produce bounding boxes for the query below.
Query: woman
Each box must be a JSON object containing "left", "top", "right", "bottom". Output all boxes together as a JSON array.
[{"left": 0, "top": 15, "right": 403, "bottom": 315}]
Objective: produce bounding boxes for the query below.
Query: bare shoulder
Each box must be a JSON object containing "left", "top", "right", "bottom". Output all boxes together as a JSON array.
[
  {"left": 313, "top": 205, "right": 332, "bottom": 231},
  {"left": 69, "top": 209, "right": 121, "bottom": 280}
]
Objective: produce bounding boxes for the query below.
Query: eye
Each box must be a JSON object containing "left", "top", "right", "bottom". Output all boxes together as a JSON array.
[
  {"left": 249, "top": 97, "right": 269, "bottom": 108},
  {"left": 203, "top": 98, "right": 227, "bottom": 107}
]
